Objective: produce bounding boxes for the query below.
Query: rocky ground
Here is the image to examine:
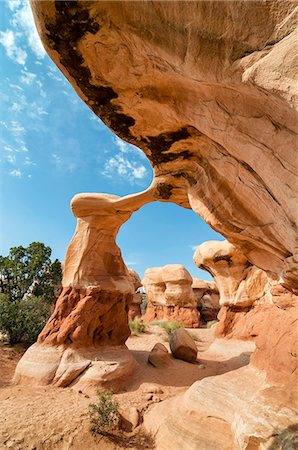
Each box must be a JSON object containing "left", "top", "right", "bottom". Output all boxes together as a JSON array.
[{"left": 0, "top": 326, "right": 254, "bottom": 450}]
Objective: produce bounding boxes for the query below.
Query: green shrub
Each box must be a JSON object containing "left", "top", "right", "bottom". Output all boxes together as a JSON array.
[
  {"left": 151, "top": 320, "right": 183, "bottom": 334},
  {"left": 129, "top": 318, "right": 146, "bottom": 335},
  {"left": 0, "top": 294, "right": 51, "bottom": 345},
  {"left": 88, "top": 390, "right": 119, "bottom": 434}
]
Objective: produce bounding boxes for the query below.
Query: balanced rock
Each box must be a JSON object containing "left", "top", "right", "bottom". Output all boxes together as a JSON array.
[
  {"left": 14, "top": 190, "right": 155, "bottom": 389},
  {"left": 169, "top": 329, "right": 197, "bottom": 363},
  {"left": 143, "top": 265, "right": 199, "bottom": 328},
  {"left": 148, "top": 343, "right": 171, "bottom": 368}
]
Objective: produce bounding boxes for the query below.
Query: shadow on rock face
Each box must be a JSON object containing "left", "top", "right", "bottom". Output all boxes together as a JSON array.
[{"left": 267, "top": 424, "right": 298, "bottom": 450}]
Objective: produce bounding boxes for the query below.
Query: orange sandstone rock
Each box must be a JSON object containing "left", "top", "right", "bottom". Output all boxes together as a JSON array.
[{"left": 142, "top": 264, "right": 199, "bottom": 328}]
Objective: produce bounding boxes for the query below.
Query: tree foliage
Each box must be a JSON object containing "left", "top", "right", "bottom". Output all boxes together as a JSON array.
[
  {"left": 0, "top": 294, "right": 52, "bottom": 345},
  {"left": 0, "top": 242, "right": 62, "bottom": 302}
]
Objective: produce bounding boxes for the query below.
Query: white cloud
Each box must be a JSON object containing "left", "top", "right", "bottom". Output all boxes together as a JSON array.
[
  {"left": 20, "top": 69, "right": 36, "bottom": 85},
  {"left": 190, "top": 245, "right": 198, "bottom": 251},
  {"left": 132, "top": 165, "right": 147, "bottom": 179},
  {"left": 103, "top": 153, "right": 147, "bottom": 183},
  {"left": 5, "top": 153, "right": 16, "bottom": 164},
  {"left": 9, "top": 120, "right": 25, "bottom": 135},
  {"left": 125, "top": 261, "right": 138, "bottom": 267},
  {"left": 47, "top": 66, "right": 64, "bottom": 83},
  {"left": 0, "top": 29, "right": 27, "bottom": 65},
  {"left": 24, "top": 156, "right": 36, "bottom": 166},
  {"left": 10, "top": 168, "right": 22, "bottom": 177},
  {"left": 7, "top": 0, "right": 20, "bottom": 11},
  {"left": 114, "top": 136, "right": 146, "bottom": 159},
  {"left": 11, "top": 1, "right": 46, "bottom": 60}
]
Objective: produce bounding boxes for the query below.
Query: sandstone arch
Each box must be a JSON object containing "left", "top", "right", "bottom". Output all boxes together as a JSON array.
[
  {"left": 30, "top": 0, "right": 298, "bottom": 289},
  {"left": 15, "top": 1, "right": 298, "bottom": 446}
]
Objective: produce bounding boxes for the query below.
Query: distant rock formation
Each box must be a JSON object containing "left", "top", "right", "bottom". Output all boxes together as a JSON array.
[
  {"left": 143, "top": 264, "right": 199, "bottom": 328},
  {"left": 128, "top": 269, "right": 142, "bottom": 320},
  {"left": 192, "top": 278, "right": 220, "bottom": 323}
]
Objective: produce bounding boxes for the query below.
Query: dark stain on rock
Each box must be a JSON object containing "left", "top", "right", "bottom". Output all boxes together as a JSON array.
[
  {"left": 156, "top": 183, "right": 173, "bottom": 199},
  {"left": 44, "top": 1, "right": 136, "bottom": 141},
  {"left": 143, "top": 128, "right": 193, "bottom": 164},
  {"left": 172, "top": 172, "right": 197, "bottom": 186},
  {"left": 214, "top": 255, "right": 232, "bottom": 265},
  {"left": 43, "top": 3, "right": 195, "bottom": 189}
]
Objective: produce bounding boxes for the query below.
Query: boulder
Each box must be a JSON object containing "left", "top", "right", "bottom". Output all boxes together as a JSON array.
[
  {"left": 148, "top": 343, "right": 171, "bottom": 368},
  {"left": 169, "top": 329, "right": 197, "bottom": 363}
]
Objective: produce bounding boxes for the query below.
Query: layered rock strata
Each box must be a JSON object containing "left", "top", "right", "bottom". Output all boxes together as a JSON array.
[
  {"left": 143, "top": 264, "right": 199, "bottom": 328},
  {"left": 30, "top": 0, "right": 298, "bottom": 288},
  {"left": 127, "top": 269, "right": 142, "bottom": 320},
  {"left": 15, "top": 189, "right": 155, "bottom": 389},
  {"left": 192, "top": 278, "right": 220, "bottom": 323}
]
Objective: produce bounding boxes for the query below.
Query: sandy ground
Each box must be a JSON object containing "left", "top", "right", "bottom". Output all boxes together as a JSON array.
[{"left": 0, "top": 326, "right": 254, "bottom": 450}]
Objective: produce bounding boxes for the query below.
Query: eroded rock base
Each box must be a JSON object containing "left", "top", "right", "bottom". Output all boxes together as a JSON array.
[
  {"left": 143, "top": 304, "right": 199, "bottom": 328},
  {"left": 14, "top": 344, "right": 137, "bottom": 392},
  {"left": 38, "top": 287, "right": 132, "bottom": 347}
]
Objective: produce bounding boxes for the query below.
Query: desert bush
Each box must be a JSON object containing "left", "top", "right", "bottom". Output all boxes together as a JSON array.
[
  {"left": 151, "top": 320, "right": 183, "bottom": 334},
  {"left": 0, "top": 294, "right": 51, "bottom": 345},
  {"left": 129, "top": 318, "right": 146, "bottom": 335},
  {"left": 88, "top": 390, "right": 120, "bottom": 434}
]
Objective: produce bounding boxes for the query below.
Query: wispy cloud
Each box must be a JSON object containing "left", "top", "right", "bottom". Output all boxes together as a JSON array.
[
  {"left": 20, "top": 68, "right": 36, "bottom": 85},
  {"left": 125, "top": 261, "right": 139, "bottom": 267},
  {"left": 103, "top": 153, "right": 148, "bottom": 182},
  {"left": 102, "top": 137, "right": 149, "bottom": 184},
  {"left": 190, "top": 244, "right": 198, "bottom": 251},
  {"left": 10, "top": 1, "right": 46, "bottom": 60},
  {"left": 10, "top": 168, "right": 22, "bottom": 177},
  {"left": 0, "top": 1, "right": 46, "bottom": 65},
  {"left": 0, "top": 29, "right": 27, "bottom": 65}
]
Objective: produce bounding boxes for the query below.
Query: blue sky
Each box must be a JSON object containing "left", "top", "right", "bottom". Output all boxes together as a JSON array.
[{"left": 0, "top": 0, "right": 223, "bottom": 281}]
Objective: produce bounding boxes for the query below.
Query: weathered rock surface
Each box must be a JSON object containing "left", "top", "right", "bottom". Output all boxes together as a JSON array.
[
  {"left": 192, "top": 278, "right": 220, "bottom": 322},
  {"left": 169, "top": 328, "right": 197, "bottom": 363},
  {"left": 194, "top": 240, "right": 270, "bottom": 308},
  {"left": 128, "top": 268, "right": 142, "bottom": 320},
  {"left": 143, "top": 264, "right": 199, "bottom": 327},
  {"left": 30, "top": 0, "right": 298, "bottom": 287},
  {"left": 23, "top": 2, "right": 298, "bottom": 447},
  {"left": 148, "top": 343, "right": 172, "bottom": 368}
]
